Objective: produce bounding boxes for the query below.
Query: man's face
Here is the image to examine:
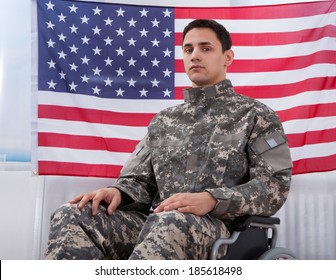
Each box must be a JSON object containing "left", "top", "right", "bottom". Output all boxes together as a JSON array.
[{"left": 182, "top": 27, "right": 232, "bottom": 88}]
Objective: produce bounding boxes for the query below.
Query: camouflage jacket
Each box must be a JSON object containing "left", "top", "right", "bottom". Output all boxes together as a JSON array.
[{"left": 115, "top": 79, "right": 292, "bottom": 220}]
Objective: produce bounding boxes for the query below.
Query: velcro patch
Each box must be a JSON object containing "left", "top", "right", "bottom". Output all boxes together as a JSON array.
[{"left": 251, "top": 131, "right": 286, "bottom": 155}]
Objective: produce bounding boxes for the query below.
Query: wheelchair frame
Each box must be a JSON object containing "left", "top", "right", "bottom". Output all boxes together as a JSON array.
[{"left": 210, "top": 215, "right": 296, "bottom": 260}]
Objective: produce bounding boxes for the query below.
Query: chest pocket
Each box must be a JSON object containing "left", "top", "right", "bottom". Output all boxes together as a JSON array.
[
  {"left": 207, "top": 131, "right": 248, "bottom": 182},
  {"left": 210, "top": 131, "right": 246, "bottom": 146},
  {"left": 149, "top": 138, "right": 184, "bottom": 167},
  {"left": 149, "top": 139, "right": 183, "bottom": 147}
]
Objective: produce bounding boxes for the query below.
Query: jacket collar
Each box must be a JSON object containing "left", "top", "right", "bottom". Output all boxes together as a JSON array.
[{"left": 183, "top": 79, "right": 233, "bottom": 103}]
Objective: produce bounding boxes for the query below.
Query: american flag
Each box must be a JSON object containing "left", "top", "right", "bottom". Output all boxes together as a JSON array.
[{"left": 33, "top": 0, "right": 336, "bottom": 178}]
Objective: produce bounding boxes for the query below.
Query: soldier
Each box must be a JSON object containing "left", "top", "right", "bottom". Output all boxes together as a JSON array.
[{"left": 44, "top": 19, "right": 292, "bottom": 260}]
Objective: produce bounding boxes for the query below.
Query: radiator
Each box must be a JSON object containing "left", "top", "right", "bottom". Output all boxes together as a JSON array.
[{"left": 276, "top": 171, "right": 336, "bottom": 260}]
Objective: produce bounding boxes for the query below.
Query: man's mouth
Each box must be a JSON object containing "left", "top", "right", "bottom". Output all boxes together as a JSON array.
[{"left": 190, "top": 65, "right": 204, "bottom": 70}]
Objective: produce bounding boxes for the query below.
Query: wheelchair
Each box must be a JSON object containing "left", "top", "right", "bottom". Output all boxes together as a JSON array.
[{"left": 210, "top": 215, "right": 297, "bottom": 260}]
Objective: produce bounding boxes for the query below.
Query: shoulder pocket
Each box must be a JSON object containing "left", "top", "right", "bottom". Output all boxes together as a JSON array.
[
  {"left": 251, "top": 131, "right": 286, "bottom": 155},
  {"left": 251, "top": 131, "right": 292, "bottom": 172}
]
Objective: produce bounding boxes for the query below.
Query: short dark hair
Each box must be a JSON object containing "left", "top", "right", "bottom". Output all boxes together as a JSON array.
[{"left": 182, "top": 19, "right": 232, "bottom": 52}]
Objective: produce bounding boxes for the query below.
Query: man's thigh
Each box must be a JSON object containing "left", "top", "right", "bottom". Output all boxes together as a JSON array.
[
  {"left": 130, "top": 210, "right": 229, "bottom": 259},
  {"left": 45, "top": 202, "right": 147, "bottom": 259}
]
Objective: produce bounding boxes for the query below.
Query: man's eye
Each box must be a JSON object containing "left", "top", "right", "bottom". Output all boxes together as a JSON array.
[{"left": 184, "top": 48, "right": 193, "bottom": 53}]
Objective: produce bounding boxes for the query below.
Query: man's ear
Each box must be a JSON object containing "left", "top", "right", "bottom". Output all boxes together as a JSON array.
[{"left": 224, "top": 49, "right": 234, "bottom": 66}]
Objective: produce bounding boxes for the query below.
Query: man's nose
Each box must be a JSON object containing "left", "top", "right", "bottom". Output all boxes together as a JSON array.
[{"left": 190, "top": 49, "right": 201, "bottom": 61}]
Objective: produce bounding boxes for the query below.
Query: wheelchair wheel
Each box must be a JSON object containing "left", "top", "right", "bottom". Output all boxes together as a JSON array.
[{"left": 258, "top": 247, "right": 297, "bottom": 260}]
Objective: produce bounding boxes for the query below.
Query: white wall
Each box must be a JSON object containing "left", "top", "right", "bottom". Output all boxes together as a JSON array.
[
  {"left": 0, "top": 168, "right": 335, "bottom": 260},
  {"left": 0, "top": 170, "right": 41, "bottom": 259},
  {"left": 0, "top": 169, "right": 114, "bottom": 260}
]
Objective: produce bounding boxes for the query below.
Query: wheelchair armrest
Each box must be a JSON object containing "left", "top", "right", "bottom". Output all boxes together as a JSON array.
[
  {"left": 232, "top": 215, "right": 280, "bottom": 231},
  {"left": 210, "top": 216, "right": 280, "bottom": 260}
]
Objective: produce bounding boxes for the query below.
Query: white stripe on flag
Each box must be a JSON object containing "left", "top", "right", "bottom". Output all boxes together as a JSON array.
[
  {"left": 175, "top": 64, "right": 336, "bottom": 87},
  {"left": 38, "top": 91, "right": 183, "bottom": 113},
  {"left": 290, "top": 141, "right": 336, "bottom": 161},
  {"left": 282, "top": 116, "right": 336, "bottom": 134},
  {"left": 259, "top": 90, "right": 336, "bottom": 111},
  {"left": 38, "top": 147, "right": 130, "bottom": 165},
  {"left": 38, "top": 119, "right": 148, "bottom": 140},
  {"left": 174, "top": 12, "right": 336, "bottom": 33},
  {"left": 175, "top": 38, "right": 336, "bottom": 60}
]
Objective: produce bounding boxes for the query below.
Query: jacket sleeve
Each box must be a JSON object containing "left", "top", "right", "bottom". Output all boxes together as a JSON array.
[
  {"left": 206, "top": 108, "right": 292, "bottom": 219},
  {"left": 112, "top": 134, "right": 157, "bottom": 213}
]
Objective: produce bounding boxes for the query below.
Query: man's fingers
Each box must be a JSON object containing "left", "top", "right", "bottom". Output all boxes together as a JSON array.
[
  {"left": 154, "top": 196, "right": 187, "bottom": 213},
  {"left": 106, "top": 191, "right": 122, "bottom": 215},
  {"left": 91, "top": 196, "right": 104, "bottom": 215},
  {"left": 177, "top": 206, "right": 195, "bottom": 213},
  {"left": 153, "top": 204, "right": 163, "bottom": 213},
  {"left": 77, "top": 193, "right": 96, "bottom": 209},
  {"left": 107, "top": 200, "right": 118, "bottom": 215},
  {"left": 69, "top": 193, "right": 85, "bottom": 204},
  {"left": 153, "top": 193, "right": 215, "bottom": 216}
]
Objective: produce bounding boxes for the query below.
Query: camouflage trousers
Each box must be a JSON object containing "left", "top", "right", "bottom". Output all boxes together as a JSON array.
[{"left": 44, "top": 202, "right": 229, "bottom": 260}]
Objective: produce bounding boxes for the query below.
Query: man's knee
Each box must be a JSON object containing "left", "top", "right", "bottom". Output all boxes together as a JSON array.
[
  {"left": 148, "top": 211, "right": 214, "bottom": 235},
  {"left": 148, "top": 210, "right": 190, "bottom": 232},
  {"left": 50, "top": 203, "right": 77, "bottom": 224}
]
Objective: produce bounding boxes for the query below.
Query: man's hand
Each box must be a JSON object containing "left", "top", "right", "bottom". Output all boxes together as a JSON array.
[
  {"left": 69, "top": 187, "right": 122, "bottom": 216},
  {"left": 153, "top": 192, "right": 217, "bottom": 216}
]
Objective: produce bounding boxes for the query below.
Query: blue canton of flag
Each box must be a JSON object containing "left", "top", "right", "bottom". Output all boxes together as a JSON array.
[{"left": 37, "top": 0, "right": 175, "bottom": 99}]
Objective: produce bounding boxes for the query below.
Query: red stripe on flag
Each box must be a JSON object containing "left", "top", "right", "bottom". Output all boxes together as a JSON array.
[
  {"left": 174, "top": 77, "right": 336, "bottom": 100},
  {"left": 287, "top": 129, "right": 336, "bottom": 148},
  {"left": 38, "top": 105, "right": 155, "bottom": 126},
  {"left": 174, "top": 87, "right": 187, "bottom": 100},
  {"left": 228, "top": 51, "right": 336, "bottom": 73},
  {"left": 277, "top": 103, "right": 336, "bottom": 123},
  {"left": 175, "top": 50, "right": 336, "bottom": 73},
  {"left": 234, "top": 77, "right": 336, "bottom": 99},
  {"left": 38, "top": 161, "right": 123, "bottom": 178},
  {"left": 174, "top": 1, "right": 336, "bottom": 20},
  {"left": 175, "top": 25, "right": 336, "bottom": 47},
  {"left": 38, "top": 133, "right": 138, "bottom": 152},
  {"left": 38, "top": 155, "right": 336, "bottom": 178},
  {"left": 292, "top": 154, "right": 336, "bottom": 175},
  {"left": 231, "top": 25, "right": 336, "bottom": 47}
]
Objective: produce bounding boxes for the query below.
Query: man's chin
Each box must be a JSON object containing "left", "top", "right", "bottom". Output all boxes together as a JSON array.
[
  {"left": 188, "top": 76, "right": 209, "bottom": 87},
  {"left": 190, "top": 80, "right": 211, "bottom": 88}
]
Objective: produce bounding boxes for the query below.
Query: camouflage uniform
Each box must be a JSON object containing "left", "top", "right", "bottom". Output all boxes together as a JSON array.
[{"left": 45, "top": 79, "right": 292, "bottom": 260}]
